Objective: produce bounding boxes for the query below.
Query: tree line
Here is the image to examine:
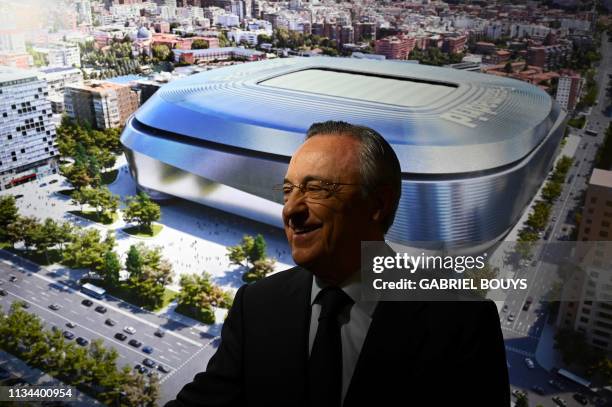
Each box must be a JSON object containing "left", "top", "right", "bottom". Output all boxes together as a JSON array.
[{"left": 0, "top": 302, "right": 159, "bottom": 406}]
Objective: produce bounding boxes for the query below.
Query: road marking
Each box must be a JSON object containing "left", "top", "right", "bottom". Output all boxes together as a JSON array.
[
  {"left": 144, "top": 333, "right": 153, "bottom": 339},
  {"left": 176, "top": 342, "right": 185, "bottom": 347},
  {"left": 70, "top": 310, "right": 78, "bottom": 315},
  {"left": 85, "top": 317, "right": 95, "bottom": 323},
  {"left": 3, "top": 259, "right": 204, "bottom": 347},
  {"left": 64, "top": 298, "right": 73, "bottom": 303},
  {"left": 4, "top": 290, "right": 179, "bottom": 371},
  {"left": 168, "top": 348, "right": 177, "bottom": 354},
  {"left": 25, "top": 289, "right": 33, "bottom": 294},
  {"left": 159, "top": 355, "right": 169, "bottom": 361},
  {"left": 160, "top": 337, "right": 218, "bottom": 385}
]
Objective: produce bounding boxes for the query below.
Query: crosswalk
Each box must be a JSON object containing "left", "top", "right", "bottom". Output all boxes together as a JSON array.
[{"left": 505, "top": 346, "right": 535, "bottom": 358}]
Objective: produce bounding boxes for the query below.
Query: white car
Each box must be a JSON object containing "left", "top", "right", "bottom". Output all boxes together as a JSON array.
[
  {"left": 524, "top": 358, "right": 535, "bottom": 369},
  {"left": 124, "top": 326, "right": 136, "bottom": 335}
]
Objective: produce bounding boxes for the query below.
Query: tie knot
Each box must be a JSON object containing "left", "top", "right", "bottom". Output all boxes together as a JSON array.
[{"left": 316, "top": 287, "right": 353, "bottom": 321}]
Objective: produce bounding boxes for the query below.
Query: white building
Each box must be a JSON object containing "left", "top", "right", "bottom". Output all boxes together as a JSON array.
[
  {"left": 75, "top": 0, "right": 93, "bottom": 26},
  {"left": 216, "top": 13, "right": 240, "bottom": 27},
  {"left": 37, "top": 66, "right": 83, "bottom": 97},
  {"left": 0, "top": 67, "right": 58, "bottom": 190},
  {"left": 34, "top": 43, "right": 81, "bottom": 68}
]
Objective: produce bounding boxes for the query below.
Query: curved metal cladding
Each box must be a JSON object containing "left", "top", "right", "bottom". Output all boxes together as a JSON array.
[{"left": 121, "top": 57, "right": 566, "bottom": 248}]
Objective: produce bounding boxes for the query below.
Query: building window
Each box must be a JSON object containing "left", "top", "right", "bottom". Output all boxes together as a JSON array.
[
  {"left": 607, "top": 201, "right": 612, "bottom": 207},
  {"left": 588, "top": 208, "right": 595, "bottom": 214},
  {"left": 7, "top": 135, "right": 11, "bottom": 140},
  {"left": 585, "top": 228, "right": 591, "bottom": 234},
  {"left": 603, "top": 221, "right": 610, "bottom": 228},
  {"left": 593, "top": 339, "right": 609, "bottom": 348},
  {"left": 582, "top": 307, "right": 591, "bottom": 315},
  {"left": 600, "top": 231, "right": 609, "bottom": 238},
  {"left": 591, "top": 197, "right": 598, "bottom": 204},
  {"left": 580, "top": 316, "right": 589, "bottom": 323},
  {"left": 586, "top": 218, "right": 593, "bottom": 224},
  {"left": 20, "top": 148, "right": 24, "bottom": 153}
]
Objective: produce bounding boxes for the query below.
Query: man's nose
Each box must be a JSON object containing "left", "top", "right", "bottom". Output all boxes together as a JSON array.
[{"left": 282, "top": 190, "right": 309, "bottom": 224}]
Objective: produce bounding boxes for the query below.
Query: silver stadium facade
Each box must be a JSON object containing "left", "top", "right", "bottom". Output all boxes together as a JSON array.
[{"left": 120, "top": 58, "right": 567, "bottom": 249}]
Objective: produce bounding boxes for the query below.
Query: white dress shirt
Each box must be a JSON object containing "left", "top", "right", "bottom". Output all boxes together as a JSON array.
[{"left": 308, "top": 273, "right": 378, "bottom": 404}]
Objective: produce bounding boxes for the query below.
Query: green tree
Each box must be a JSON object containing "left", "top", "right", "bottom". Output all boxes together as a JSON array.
[
  {"left": 102, "top": 250, "right": 121, "bottom": 287},
  {"left": 0, "top": 195, "right": 19, "bottom": 241},
  {"left": 152, "top": 44, "right": 172, "bottom": 61},
  {"left": 62, "top": 229, "right": 115, "bottom": 272},
  {"left": 191, "top": 39, "right": 209, "bottom": 49},
  {"left": 125, "top": 244, "right": 143, "bottom": 279},
  {"left": 247, "top": 234, "right": 267, "bottom": 265},
  {"left": 123, "top": 192, "right": 161, "bottom": 233},
  {"left": 243, "top": 258, "right": 276, "bottom": 283},
  {"left": 504, "top": 61, "right": 513, "bottom": 74},
  {"left": 176, "top": 272, "right": 233, "bottom": 323}
]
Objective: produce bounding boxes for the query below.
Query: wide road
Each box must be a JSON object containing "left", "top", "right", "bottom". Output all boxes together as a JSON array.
[{"left": 0, "top": 257, "right": 219, "bottom": 405}]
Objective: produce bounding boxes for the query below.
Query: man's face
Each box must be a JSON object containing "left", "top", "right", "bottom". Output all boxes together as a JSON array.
[{"left": 282, "top": 135, "right": 376, "bottom": 283}]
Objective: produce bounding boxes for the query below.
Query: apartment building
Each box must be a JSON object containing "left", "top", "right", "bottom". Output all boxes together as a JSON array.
[{"left": 0, "top": 67, "right": 58, "bottom": 190}]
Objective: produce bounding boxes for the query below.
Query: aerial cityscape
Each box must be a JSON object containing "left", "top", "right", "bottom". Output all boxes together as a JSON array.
[{"left": 0, "top": 0, "right": 612, "bottom": 405}]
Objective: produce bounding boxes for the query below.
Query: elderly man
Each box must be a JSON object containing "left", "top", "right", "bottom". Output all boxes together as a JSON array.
[{"left": 167, "top": 121, "right": 510, "bottom": 406}]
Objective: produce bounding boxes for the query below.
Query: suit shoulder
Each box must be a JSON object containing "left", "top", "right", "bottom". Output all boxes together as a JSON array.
[{"left": 244, "top": 266, "right": 311, "bottom": 294}]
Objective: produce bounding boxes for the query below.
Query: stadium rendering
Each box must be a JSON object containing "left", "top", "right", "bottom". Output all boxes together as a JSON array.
[{"left": 120, "top": 57, "right": 567, "bottom": 249}]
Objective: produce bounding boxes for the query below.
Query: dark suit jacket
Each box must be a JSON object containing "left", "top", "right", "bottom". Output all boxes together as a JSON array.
[{"left": 166, "top": 266, "right": 510, "bottom": 406}]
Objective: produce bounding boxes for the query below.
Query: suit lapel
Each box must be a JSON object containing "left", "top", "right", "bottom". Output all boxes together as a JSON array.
[{"left": 343, "top": 301, "right": 427, "bottom": 406}]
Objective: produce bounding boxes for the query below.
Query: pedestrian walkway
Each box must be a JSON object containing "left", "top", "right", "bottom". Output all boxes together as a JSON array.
[{"left": 0, "top": 350, "right": 103, "bottom": 406}]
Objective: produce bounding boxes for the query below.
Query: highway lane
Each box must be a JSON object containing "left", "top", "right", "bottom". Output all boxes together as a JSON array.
[{"left": 0, "top": 259, "right": 219, "bottom": 404}]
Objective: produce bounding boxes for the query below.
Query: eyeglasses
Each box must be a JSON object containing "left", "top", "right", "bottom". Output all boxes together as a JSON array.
[{"left": 273, "top": 180, "right": 361, "bottom": 201}]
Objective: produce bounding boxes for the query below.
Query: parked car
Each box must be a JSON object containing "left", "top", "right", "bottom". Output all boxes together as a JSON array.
[
  {"left": 114, "top": 332, "right": 127, "bottom": 341},
  {"left": 76, "top": 337, "right": 89, "bottom": 346},
  {"left": 142, "top": 358, "right": 156, "bottom": 368},
  {"left": 154, "top": 329, "right": 165, "bottom": 338},
  {"left": 49, "top": 179, "right": 58, "bottom": 184},
  {"left": 128, "top": 339, "right": 142, "bottom": 348},
  {"left": 95, "top": 305, "right": 107, "bottom": 314},
  {"left": 507, "top": 313, "right": 515, "bottom": 322},
  {"left": 0, "top": 289, "right": 7, "bottom": 296},
  {"left": 81, "top": 299, "right": 93, "bottom": 307},
  {"left": 138, "top": 366, "right": 148, "bottom": 374},
  {"left": 48, "top": 304, "right": 61, "bottom": 311},
  {"left": 548, "top": 379, "right": 565, "bottom": 391},
  {"left": 19, "top": 301, "right": 30, "bottom": 309},
  {"left": 522, "top": 297, "right": 533, "bottom": 311},
  {"left": 501, "top": 304, "right": 508, "bottom": 312},
  {"left": 573, "top": 393, "right": 588, "bottom": 405},
  {"left": 142, "top": 345, "right": 154, "bottom": 354},
  {"left": 124, "top": 326, "right": 136, "bottom": 335},
  {"left": 158, "top": 365, "right": 170, "bottom": 373},
  {"left": 66, "top": 322, "right": 77, "bottom": 328},
  {"left": 552, "top": 396, "right": 567, "bottom": 406},
  {"left": 524, "top": 358, "right": 535, "bottom": 369},
  {"left": 9, "top": 275, "right": 17, "bottom": 282},
  {"left": 531, "top": 385, "right": 545, "bottom": 395},
  {"left": 14, "top": 194, "right": 24, "bottom": 199},
  {"left": 105, "top": 318, "right": 116, "bottom": 326},
  {"left": 63, "top": 331, "right": 75, "bottom": 340}
]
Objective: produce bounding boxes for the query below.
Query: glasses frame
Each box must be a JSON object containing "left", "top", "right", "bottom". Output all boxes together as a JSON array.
[{"left": 273, "top": 179, "right": 362, "bottom": 201}]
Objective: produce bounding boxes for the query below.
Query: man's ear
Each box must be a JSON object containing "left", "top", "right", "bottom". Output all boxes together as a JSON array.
[{"left": 370, "top": 185, "right": 395, "bottom": 227}]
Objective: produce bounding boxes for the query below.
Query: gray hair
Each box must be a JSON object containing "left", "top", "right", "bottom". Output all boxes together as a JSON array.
[{"left": 305, "top": 121, "right": 402, "bottom": 233}]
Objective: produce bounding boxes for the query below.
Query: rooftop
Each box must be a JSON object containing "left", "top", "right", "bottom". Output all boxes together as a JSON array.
[
  {"left": 0, "top": 66, "right": 37, "bottom": 84},
  {"left": 590, "top": 169, "right": 612, "bottom": 189}
]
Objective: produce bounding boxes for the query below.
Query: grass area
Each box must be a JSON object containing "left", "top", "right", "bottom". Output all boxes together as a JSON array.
[
  {"left": 4, "top": 247, "right": 63, "bottom": 266},
  {"left": 100, "top": 169, "right": 118, "bottom": 185},
  {"left": 68, "top": 210, "right": 118, "bottom": 225},
  {"left": 567, "top": 116, "right": 586, "bottom": 129},
  {"left": 122, "top": 224, "right": 163, "bottom": 238},
  {"left": 83, "top": 279, "right": 177, "bottom": 312}
]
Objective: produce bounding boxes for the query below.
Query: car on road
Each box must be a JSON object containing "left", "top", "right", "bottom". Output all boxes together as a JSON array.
[
  {"left": 114, "top": 332, "right": 127, "bottom": 341},
  {"left": 552, "top": 396, "right": 567, "bottom": 406},
  {"left": 49, "top": 179, "right": 58, "bottom": 184},
  {"left": 573, "top": 393, "right": 588, "bottom": 405},
  {"left": 18, "top": 301, "right": 30, "bottom": 309},
  {"left": 48, "top": 304, "right": 61, "bottom": 311},
  {"left": 524, "top": 358, "right": 535, "bottom": 369},
  {"left": 501, "top": 304, "right": 508, "bottom": 312},
  {"left": 531, "top": 385, "right": 545, "bottom": 395},
  {"left": 142, "top": 358, "right": 156, "bottom": 368},
  {"left": 76, "top": 337, "right": 89, "bottom": 347},
  {"left": 66, "top": 322, "right": 77, "bottom": 328},
  {"left": 39, "top": 183, "right": 47, "bottom": 187},
  {"left": 105, "top": 318, "right": 116, "bottom": 326},
  {"left": 9, "top": 275, "right": 17, "bottom": 282},
  {"left": 128, "top": 339, "right": 142, "bottom": 348},
  {"left": 63, "top": 331, "right": 75, "bottom": 340},
  {"left": 0, "top": 289, "right": 6, "bottom": 296},
  {"left": 81, "top": 299, "right": 93, "bottom": 307},
  {"left": 507, "top": 313, "right": 515, "bottom": 322},
  {"left": 95, "top": 305, "right": 107, "bottom": 314},
  {"left": 158, "top": 365, "right": 170, "bottom": 373},
  {"left": 124, "top": 326, "right": 136, "bottom": 335},
  {"left": 548, "top": 379, "right": 565, "bottom": 391},
  {"left": 142, "top": 346, "right": 154, "bottom": 354},
  {"left": 14, "top": 194, "right": 24, "bottom": 199},
  {"left": 154, "top": 329, "right": 165, "bottom": 338},
  {"left": 522, "top": 297, "right": 533, "bottom": 311},
  {"left": 512, "top": 389, "right": 526, "bottom": 398}
]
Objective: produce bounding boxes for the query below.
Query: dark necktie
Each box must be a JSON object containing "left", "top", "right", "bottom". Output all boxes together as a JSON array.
[{"left": 308, "top": 287, "right": 354, "bottom": 407}]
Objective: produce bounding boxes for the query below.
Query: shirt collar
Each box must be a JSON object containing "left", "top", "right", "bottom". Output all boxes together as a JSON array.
[{"left": 310, "top": 272, "right": 377, "bottom": 317}]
